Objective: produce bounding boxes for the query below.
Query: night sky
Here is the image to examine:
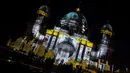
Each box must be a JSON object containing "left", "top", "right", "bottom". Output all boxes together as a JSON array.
[{"left": 0, "top": 0, "right": 129, "bottom": 69}]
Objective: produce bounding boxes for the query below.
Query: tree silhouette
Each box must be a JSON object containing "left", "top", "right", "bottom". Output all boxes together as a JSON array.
[
  {"left": 81, "top": 60, "right": 87, "bottom": 70},
  {"left": 88, "top": 69, "right": 96, "bottom": 73},
  {"left": 19, "top": 36, "right": 28, "bottom": 50},
  {"left": 45, "top": 49, "right": 55, "bottom": 59},
  {"left": 23, "top": 40, "right": 33, "bottom": 53},
  {"left": 19, "top": 42, "right": 25, "bottom": 51},
  {"left": 104, "top": 61, "right": 110, "bottom": 72},
  {"left": 68, "top": 56, "right": 74, "bottom": 64},
  {"left": 34, "top": 44, "right": 45, "bottom": 57},
  {"left": 7, "top": 39, "right": 11, "bottom": 46},
  {"left": 73, "top": 61, "right": 80, "bottom": 70},
  {"left": 10, "top": 42, "right": 14, "bottom": 48},
  {"left": 115, "top": 69, "right": 120, "bottom": 73},
  {"left": 73, "top": 61, "right": 77, "bottom": 69},
  {"left": 12, "top": 37, "right": 23, "bottom": 51},
  {"left": 104, "top": 65, "right": 110, "bottom": 72}
]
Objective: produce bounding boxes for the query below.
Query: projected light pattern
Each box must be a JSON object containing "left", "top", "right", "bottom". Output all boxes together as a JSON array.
[
  {"left": 90, "top": 24, "right": 113, "bottom": 59},
  {"left": 31, "top": 5, "right": 113, "bottom": 66},
  {"left": 32, "top": 5, "right": 49, "bottom": 40},
  {"left": 6, "top": 5, "right": 115, "bottom": 72},
  {"left": 40, "top": 27, "right": 94, "bottom": 64},
  {"left": 32, "top": 16, "right": 45, "bottom": 40},
  {"left": 55, "top": 42, "right": 75, "bottom": 64},
  {"left": 60, "top": 12, "right": 87, "bottom": 35},
  {"left": 98, "top": 24, "right": 113, "bottom": 58}
]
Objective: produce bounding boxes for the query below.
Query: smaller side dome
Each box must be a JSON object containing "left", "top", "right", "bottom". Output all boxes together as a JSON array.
[
  {"left": 102, "top": 24, "right": 113, "bottom": 32},
  {"left": 39, "top": 5, "right": 49, "bottom": 13},
  {"left": 38, "top": 5, "right": 50, "bottom": 17}
]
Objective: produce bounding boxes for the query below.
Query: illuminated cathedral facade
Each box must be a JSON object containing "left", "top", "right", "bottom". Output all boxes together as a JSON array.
[
  {"left": 8, "top": 5, "right": 113, "bottom": 71},
  {"left": 32, "top": 5, "right": 113, "bottom": 66}
]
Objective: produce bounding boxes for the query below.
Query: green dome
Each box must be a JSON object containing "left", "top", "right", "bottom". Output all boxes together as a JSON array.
[
  {"left": 62, "top": 12, "right": 79, "bottom": 20},
  {"left": 102, "top": 24, "right": 113, "bottom": 32},
  {"left": 61, "top": 12, "right": 87, "bottom": 26}
]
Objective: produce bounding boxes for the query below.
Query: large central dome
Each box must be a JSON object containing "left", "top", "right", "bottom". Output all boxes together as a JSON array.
[
  {"left": 60, "top": 11, "right": 87, "bottom": 35},
  {"left": 61, "top": 12, "right": 87, "bottom": 25},
  {"left": 62, "top": 12, "right": 79, "bottom": 20}
]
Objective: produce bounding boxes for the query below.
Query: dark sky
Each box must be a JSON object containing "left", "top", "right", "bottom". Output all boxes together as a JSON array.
[{"left": 0, "top": 0, "right": 129, "bottom": 69}]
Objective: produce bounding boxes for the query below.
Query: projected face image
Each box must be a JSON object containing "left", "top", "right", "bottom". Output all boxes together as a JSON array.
[
  {"left": 54, "top": 42, "right": 75, "bottom": 63},
  {"left": 57, "top": 42, "right": 75, "bottom": 55}
]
